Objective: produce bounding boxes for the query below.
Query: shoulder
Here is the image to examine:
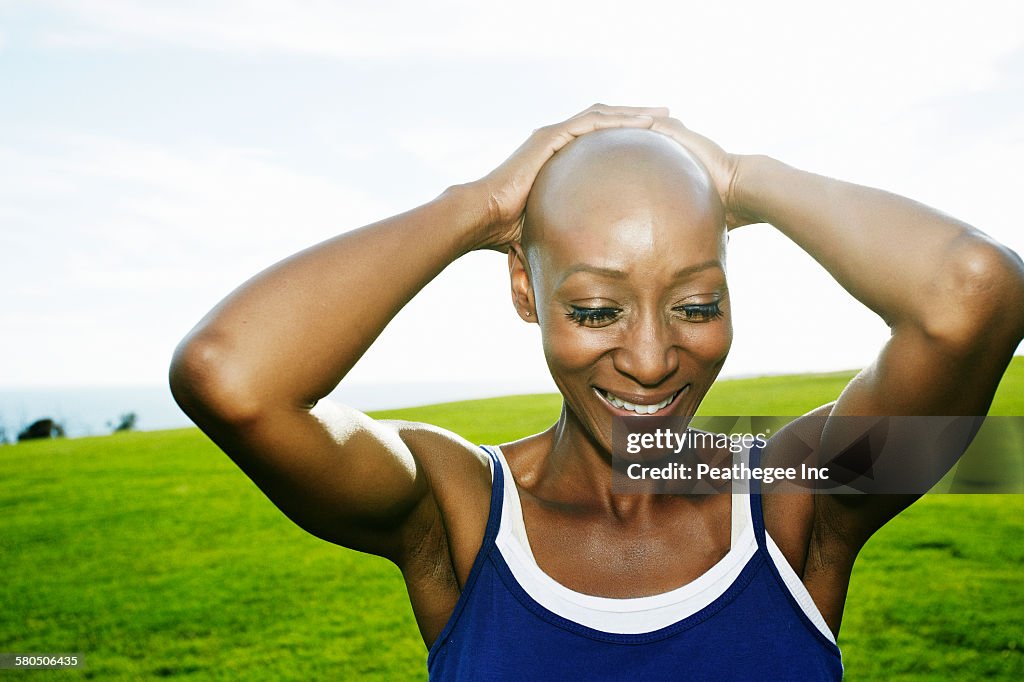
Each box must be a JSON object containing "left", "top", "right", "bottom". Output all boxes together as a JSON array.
[
  {"left": 382, "top": 420, "right": 496, "bottom": 581},
  {"left": 384, "top": 419, "right": 493, "bottom": 496},
  {"left": 361, "top": 420, "right": 500, "bottom": 642}
]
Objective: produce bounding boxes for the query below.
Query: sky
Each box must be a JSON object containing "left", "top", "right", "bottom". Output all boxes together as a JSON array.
[{"left": 2, "top": 0, "right": 1023, "bottom": 395}]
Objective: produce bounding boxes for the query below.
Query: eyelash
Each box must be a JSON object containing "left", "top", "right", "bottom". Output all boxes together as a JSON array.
[
  {"left": 566, "top": 306, "right": 620, "bottom": 326},
  {"left": 678, "top": 302, "right": 725, "bottom": 322},
  {"left": 565, "top": 302, "right": 724, "bottom": 327}
]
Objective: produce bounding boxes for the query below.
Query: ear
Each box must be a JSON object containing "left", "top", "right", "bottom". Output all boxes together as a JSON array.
[{"left": 508, "top": 243, "right": 537, "bottom": 323}]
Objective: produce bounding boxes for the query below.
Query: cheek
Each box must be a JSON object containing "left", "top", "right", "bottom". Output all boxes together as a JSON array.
[
  {"left": 675, "top": 318, "right": 734, "bottom": 367},
  {"left": 541, "top": 322, "right": 609, "bottom": 374}
]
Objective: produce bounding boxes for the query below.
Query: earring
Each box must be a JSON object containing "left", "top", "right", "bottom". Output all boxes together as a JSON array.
[{"left": 525, "top": 311, "right": 532, "bottom": 317}]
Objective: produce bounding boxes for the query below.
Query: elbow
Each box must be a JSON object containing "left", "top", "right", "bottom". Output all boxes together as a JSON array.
[
  {"left": 924, "top": 236, "right": 1024, "bottom": 352},
  {"left": 169, "top": 331, "right": 268, "bottom": 427}
]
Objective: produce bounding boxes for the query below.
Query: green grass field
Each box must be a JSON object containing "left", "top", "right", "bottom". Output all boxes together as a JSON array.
[{"left": 2, "top": 358, "right": 1022, "bottom": 680}]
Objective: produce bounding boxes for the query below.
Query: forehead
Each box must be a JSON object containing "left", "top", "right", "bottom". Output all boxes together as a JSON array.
[
  {"left": 522, "top": 128, "right": 726, "bottom": 286},
  {"left": 543, "top": 218, "right": 726, "bottom": 291}
]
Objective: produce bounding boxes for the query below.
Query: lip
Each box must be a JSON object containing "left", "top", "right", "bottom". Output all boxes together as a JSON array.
[{"left": 593, "top": 384, "right": 689, "bottom": 416}]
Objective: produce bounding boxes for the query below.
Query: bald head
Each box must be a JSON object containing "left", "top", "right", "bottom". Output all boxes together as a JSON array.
[{"left": 521, "top": 128, "right": 724, "bottom": 261}]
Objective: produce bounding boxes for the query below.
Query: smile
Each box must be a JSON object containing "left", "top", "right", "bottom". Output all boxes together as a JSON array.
[{"left": 596, "top": 387, "right": 685, "bottom": 415}]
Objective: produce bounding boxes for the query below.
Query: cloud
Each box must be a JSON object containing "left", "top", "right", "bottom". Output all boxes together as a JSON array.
[
  {"left": 0, "top": 134, "right": 391, "bottom": 386},
  {"left": 2, "top": 133, "right": 388, "bottom": 251},
  {"left": 21, "top": 1, "right": 1023, "bottom": 75},
  {"left": 20, "top": 2, "right": 1024, "bottom": 153},
  {"left": 0, "top": 130, "right": 564, "bottom": 388},
  {"left": 393, "top": 126, "right": 525, "bottom": 183},
  {"left": 3, "top": 1, "right": 1022, "bottom": 389}
]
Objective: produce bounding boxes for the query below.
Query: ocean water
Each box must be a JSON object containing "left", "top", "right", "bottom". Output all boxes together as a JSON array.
[{"left": 0, "top": 379, "right": 558, "bottom": 441}]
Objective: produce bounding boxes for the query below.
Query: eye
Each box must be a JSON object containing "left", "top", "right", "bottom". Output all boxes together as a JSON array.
[
  {"left": 674, "top": 301, "right": 724, "bottom": 322},
  {"left": 566, "top": 305, "right": 621, "bottom": 327}
]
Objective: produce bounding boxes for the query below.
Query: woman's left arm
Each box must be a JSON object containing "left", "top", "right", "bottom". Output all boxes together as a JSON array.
[
  {"left": 732, "top": 153, "right": 1024, "bottom": 393},
  {"left": 654, "top": 117, "right": 1024, "bottom": 538},
  {"left": 735, "top": 154, "right": 1024, "bottom": 534}
]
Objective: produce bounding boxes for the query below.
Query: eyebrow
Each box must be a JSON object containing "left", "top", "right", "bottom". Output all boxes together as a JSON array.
[{"left": 558, "top": 259, "right": 723, "bottom": 286}]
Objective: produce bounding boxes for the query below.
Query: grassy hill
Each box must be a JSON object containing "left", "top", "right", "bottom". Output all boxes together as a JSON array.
[{"left": 1, "top": 358, "right": 1022, "bottom": 680}]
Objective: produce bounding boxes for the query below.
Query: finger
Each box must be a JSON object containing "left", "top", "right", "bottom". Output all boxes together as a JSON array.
[
  {"left": 515, "top": 112, "right": 657, "bottom": 176},
  {"left": 574, "top": 103, "right": 670, "bottom": 118},
  {"left": 649, "top": 119, "right": 697, "bottom": 147},
  {"left": 650, "top": 116, "right": 688, "bottom": 132},
  {"left": 591, "top": 104, "right": 670, "bottom": 116},
  {"left": 561, "top": 111, "right": 656, "bottom": 138}
]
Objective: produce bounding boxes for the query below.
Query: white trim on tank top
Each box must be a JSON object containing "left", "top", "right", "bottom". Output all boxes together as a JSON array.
[
  {"left": 490, "top": 444, "right": 755, "bottom": 634},
  {"left": 488, "top": 443, "right": 836, "bottom": 643}
]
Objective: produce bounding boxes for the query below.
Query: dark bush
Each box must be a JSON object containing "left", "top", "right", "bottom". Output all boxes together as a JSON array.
[
  {"left": 110, "top": 412, "right": 138, "bottom": 433},
  {"left": 17, "top": 418, "right": 66, "bottom": 441}
]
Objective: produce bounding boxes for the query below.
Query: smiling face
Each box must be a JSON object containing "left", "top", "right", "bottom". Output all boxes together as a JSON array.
[{"left": 513, "top": 127, "right": 731, "bottom": 453}]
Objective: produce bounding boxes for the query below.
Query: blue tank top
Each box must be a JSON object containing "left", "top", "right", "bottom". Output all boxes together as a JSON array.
[{"left": 427, "top": 443, "right": 843, "bottom": 680}]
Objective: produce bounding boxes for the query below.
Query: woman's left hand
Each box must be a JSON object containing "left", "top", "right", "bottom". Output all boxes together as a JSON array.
[{"left": 650, "top": 117, "right": 756, "bottom": 229}]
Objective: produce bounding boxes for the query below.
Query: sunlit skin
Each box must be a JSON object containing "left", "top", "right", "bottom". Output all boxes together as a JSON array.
[
  {"left": 170, "top": 104, "right": 1024, "bottom": 651},
  {"left": 496, "top": 129, "right": 741, "bottom": 596},
  {"left": 515, "top": 129, "right": 731, "bottom": 465}
]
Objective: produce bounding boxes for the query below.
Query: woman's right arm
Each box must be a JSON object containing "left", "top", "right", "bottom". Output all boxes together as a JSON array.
[{"left": 168, "top": 105, "right": 665, "bottom": 564}]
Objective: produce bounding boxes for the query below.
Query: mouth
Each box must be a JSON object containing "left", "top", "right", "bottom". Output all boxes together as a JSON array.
[{"left": 594, "top": 385, "right": 688, "bottom": 416}]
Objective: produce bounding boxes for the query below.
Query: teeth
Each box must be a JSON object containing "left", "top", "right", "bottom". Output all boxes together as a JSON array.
[{"left": 602, "top": 389, "right": 676, "bottom": 414}]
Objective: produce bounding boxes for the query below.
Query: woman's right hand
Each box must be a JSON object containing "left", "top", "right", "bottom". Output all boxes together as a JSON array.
[{"left": 466, "top": 103, "right": 669, "bottom": 252}]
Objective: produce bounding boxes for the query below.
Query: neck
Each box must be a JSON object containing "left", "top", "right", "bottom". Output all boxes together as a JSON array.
[{"left": 527, "top": 402, "right": 656, "bottom": 517}]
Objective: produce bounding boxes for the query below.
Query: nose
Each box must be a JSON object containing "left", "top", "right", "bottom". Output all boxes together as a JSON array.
[{"left": 612, "top": 315, "right": 679, "bottom": 387}]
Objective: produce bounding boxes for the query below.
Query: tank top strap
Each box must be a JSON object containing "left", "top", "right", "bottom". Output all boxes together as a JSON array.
[
  {"left": 477, "top": 444, "right": 506, "bottom": 549},
  {"left": 748, "top": 441, "right": 769, "bottom": 551},
  {"left": 426, "top": 445, "right": 508, "bottom": 670}
]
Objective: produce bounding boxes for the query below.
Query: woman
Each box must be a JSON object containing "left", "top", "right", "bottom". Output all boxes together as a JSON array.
[{"left": 169, "top": 105, "right": 1024, "bottom": 679}]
